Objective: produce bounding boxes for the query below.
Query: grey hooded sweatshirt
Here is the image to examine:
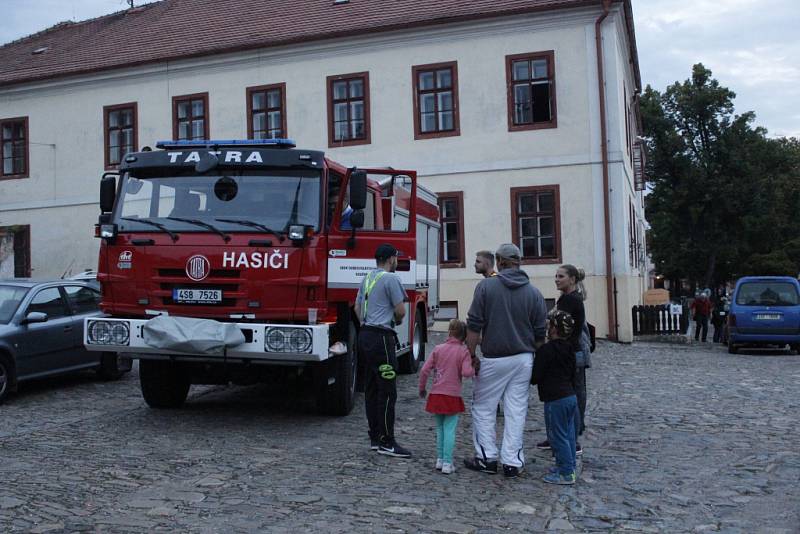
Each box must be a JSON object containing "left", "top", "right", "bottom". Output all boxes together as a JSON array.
[{"left": 467, "top": 267, "right": 547, "bottom": 357}]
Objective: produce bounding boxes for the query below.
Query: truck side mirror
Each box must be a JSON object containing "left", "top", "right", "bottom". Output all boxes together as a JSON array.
[
  {"left": 100, "top": 176, "right": 116, "bottom": 213},
  {"left": 349, "top": 210, "right": 365, "bottom": 229},
  {"left": 348, "top": 170, "right": 367, "bottom": 211}
]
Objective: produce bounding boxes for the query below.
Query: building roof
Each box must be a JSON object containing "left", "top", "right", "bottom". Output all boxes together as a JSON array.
[{"left": 0, "top": 0, "right": 639, "bottom": 89}]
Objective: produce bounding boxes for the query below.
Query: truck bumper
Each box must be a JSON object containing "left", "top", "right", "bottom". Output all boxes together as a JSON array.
[{"left": 84, "top": 317, "right": 331, "bottom": 363}]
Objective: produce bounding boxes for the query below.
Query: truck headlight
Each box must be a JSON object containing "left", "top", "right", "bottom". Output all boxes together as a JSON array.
[
  {"left": 264, "top": 327, "right": 313, "bottom": 353},
  {"left": 87, "top": 320, "right": 130, "bottom": 346}
]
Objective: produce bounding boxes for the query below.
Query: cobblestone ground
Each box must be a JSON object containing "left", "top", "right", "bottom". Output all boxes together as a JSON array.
[{"left": 1, "top": 335, "right": 799, "bottom": 533}]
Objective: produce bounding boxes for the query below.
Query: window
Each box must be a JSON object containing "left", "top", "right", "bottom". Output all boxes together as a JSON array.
[
  {"left": 64, "top": 285, "right": 101, "bottom": 315},
  {"left": 510, "top": 185, "right": 561, "bottom": 264},
  {"left": 247, "top": 84, "right": 286, "bottom": 139},
  {"left": 0, "top": 225, "right": 31, "bottom": 277},
  {"left": 435, "top": 301, "right": 459, "bottom": 321},
  {"left": 327, "top": 72, "right": 370, "bottom": 147},
  {"left": 437, "top": 191, "right": 464, "bottom": 268},
  {"left": 506, "top": 51, "right": 557, "bottom": 131},
  {"left": 173, "top": 93, "right": 209, "bottom": 141},
  {"left": 1, "top": 117, "right": 29, "bottom": 179},
  {"left": 103, "top": 103, "right": 137, "bottom": 169},
  {"left": 412, "top": 61, "right": 459, "bottom": 139},
  {"left": 27, "top": 288, "right": 69, "bottom": 319}
]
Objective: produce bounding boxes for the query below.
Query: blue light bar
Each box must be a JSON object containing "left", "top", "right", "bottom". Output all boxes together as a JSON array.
[{"left": 155, "top": 139, "right": 296, "bottom": 149}]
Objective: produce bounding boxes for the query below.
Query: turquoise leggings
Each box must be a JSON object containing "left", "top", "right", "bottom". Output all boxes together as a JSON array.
[{"left": 435, "top": 414, "right": 460, "bottom": 463}]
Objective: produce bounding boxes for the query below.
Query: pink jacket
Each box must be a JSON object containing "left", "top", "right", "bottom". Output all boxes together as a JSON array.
[{"left": 418, "top": 337, "right": 475, "bottom": 398}]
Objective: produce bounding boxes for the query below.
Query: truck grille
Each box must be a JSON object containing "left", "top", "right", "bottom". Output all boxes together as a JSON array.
[{"left": 154, "top": 269, "right": 243, "bottom": 306}]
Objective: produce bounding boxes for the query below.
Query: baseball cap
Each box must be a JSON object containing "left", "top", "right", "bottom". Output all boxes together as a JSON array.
[
  {"left": 495, "top": 243, "right": 522, "bottom": 263},
  {"left": 375, "top": 243, "right": 401, "bottom": 261}
]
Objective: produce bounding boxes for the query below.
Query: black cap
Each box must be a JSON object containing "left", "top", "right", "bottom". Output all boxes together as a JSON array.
[{"left": 375, "top": 243, "right": 400, "bottom": 261}]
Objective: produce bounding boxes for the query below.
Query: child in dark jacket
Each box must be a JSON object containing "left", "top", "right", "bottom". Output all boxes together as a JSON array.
[
  {"left": 531, "top": 310, "right": 578, "bottom": 485},
  {"left": 419, "top": 319, "right": 475, "bottom": 474}
]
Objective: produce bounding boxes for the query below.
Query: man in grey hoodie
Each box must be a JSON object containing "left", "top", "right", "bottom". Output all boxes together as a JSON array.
[{"left": 464, "top": 243, "right": 547, "bottom": 478}]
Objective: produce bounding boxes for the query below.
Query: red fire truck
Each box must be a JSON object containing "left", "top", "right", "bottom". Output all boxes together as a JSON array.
[{"left": 84, "top": 139, "right": 440, "bottom": 415}]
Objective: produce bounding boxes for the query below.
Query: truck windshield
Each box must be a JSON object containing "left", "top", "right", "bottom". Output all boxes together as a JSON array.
[{"left": 114, "top": 170, "right": 321, "bottom": 234}]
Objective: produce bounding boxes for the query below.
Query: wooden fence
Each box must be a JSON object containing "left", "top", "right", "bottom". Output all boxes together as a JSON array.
[{"left": 632, "top": 304, "right": 687, "bottom": 336}]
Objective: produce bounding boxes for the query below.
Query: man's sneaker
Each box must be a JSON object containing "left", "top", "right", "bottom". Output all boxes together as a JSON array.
[
  {"left": 542, "top": 471, "right": 577, "bottom": 485},
  {"left": 576, "top": 443, "right": 583, "bottom": 456},
  {"left": 377, "top": 442, "right": 412, "bottom": 458},
  {"left": 503, "top": 464, "right": 524, "bottom": 478},
  {"left": 441, "top": 462, "right": 455, "bottom": 475},
  {"left": 435, "top": 459, "right": 443, "bottom": 470},
  {"left": 536, "top": 440, "right": 551, "bottom": 450},
  {"left": 370, "top": 439, "right": 380, "bottom": 451},
  {"left": 463, "top": 457, "right": 498, "bottom": 474}
]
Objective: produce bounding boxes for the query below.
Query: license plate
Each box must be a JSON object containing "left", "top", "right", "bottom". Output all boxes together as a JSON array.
[
  {"left": 173, "top": 288, "right": 222, "bottom": 304},
  {"left": 755, "top": 313, "right": 781, "bottom": 320}
]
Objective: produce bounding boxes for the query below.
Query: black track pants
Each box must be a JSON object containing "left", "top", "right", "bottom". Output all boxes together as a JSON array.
[{"left": 360, "top": 326, "right": 398, "bottom": 445}]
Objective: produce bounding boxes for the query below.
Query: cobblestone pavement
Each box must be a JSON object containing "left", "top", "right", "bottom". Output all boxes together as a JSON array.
[{"left": 1, "top": 334, "right": 799, "bottom": 533}]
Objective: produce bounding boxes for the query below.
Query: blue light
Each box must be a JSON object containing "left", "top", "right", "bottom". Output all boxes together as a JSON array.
[{"left": 154, "top": 139, "right": 297, "bottom": 149}]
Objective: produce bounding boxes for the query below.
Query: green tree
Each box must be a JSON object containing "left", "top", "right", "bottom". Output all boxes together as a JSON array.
[{"left": 642, "top": 64, "right": 800, "bottom": 289}]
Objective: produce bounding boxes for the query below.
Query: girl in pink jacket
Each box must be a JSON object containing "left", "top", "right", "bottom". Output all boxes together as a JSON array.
[{"left": 419, "top": 319, "right": 475, "bottom": 474}]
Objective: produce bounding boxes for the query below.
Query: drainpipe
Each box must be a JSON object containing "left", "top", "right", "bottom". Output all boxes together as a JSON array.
[{"left": 596, "top": 0, "right": 618, "bottom": 340}]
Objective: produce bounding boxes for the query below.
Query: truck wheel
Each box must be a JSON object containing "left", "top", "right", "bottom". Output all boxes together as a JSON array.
[
  {"left": 399, "top": 311, "right": 424, "bottom": 374},
  {"left": 97, "top": 352, "right": 133, "bottom": 381},
  {"left": 0, "top": 354, "right": 14, "bottom": 405},
  {"left": 315, "top": 321, "right": 357, "bottom": 416},
  {"left": 139, "top": 359, "right": 190, "bottom": 409}
]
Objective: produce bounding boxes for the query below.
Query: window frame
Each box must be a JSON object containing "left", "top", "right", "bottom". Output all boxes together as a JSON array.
[
  {"left": 103, "top": 103, "right": 138, "bottom": 170},
  {"left": 26, "top": 286, "right": 71, "bottom": 319},
  {"left": 506, "top": 50, "right": 557, "bottom": 132},
  {"left": 437, "top": 191, "right": 465, "bottom": 268},
  {"left": 246, "top": 83, "right": 287, "bottom": 140},
  {"left": 510, "top": 185, "right": 562, "bottom": 265},
  {"left": 326, "top": 72, "right": 371, "bottom": 148},
  {"left": 412, "top": 61, "right": 460, "bottom": 140},
  {"left": 0, "top": 116, "right": 30, "bottom": 180},
  {"left": 172, "top": 92, "right": 210, "bottom": 142}
]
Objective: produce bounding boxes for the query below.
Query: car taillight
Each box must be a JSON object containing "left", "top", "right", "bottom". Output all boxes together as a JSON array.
[{"left": 728, "top": 313, "right": 736, "bottom": 327}]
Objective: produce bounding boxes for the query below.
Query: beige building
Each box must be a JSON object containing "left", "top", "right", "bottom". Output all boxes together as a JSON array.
[{"left": 0, "top": 0, "right": 646, "bottom": 341}]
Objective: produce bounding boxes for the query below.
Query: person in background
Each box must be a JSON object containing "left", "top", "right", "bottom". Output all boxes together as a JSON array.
[
  {"left": 418, "top": 319, "right": 475, "bottom": 475},
  {"left": 464, "top": 243, "right": 547, "bottom": 478},
  {"left": 690, "top": 292, "right": 712, "bottom": 342},
  {"left": 474, "top": 250, "right": 497, "bottom": 278}
]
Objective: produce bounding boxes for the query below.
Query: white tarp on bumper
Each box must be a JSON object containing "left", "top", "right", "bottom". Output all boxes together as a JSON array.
[{"left": 143, "top": 316, "right": 246, "bottom": 355}]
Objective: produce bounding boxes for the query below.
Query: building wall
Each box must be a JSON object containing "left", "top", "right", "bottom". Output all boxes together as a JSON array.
[{"left": 0, "top": 5, "right": 644, "bottom": 338}]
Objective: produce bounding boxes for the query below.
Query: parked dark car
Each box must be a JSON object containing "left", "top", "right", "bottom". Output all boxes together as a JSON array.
[
  {"left": 0, "top": 279, "right": 131, "bottom": 404},
  {"left": 727, "top": 276, "right": 800, "bottom": 354}
]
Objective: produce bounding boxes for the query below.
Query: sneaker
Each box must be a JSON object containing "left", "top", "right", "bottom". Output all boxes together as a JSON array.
[
  {"left": 441, "top": 462, "right": 455, "bottom": 475},
  {"left": 536, "top": 440, "right": 551, "bottom": 450},
  {"left": 435, "top": 459, "right": 443, "bottom": 470},
  {"left": 547, "top": 466, "right": 560, "bottom": 475},
  {"left": 463, "top": 457, "right": 498, "bottom": 474},
  {"left": 377, "top": 442, "right": 412, "bottom": 458},
  {"left": 542, "top": 471, "right": 577, "bottom": 485},
  {"left": 370, "top": 439, "right": 380, "bottom": 451},
  {"left": 503, "top": 464, "right": 524, "bottom": 478},
  {"left": 576, "top": 443, "right": 583, "bottom": 456}
]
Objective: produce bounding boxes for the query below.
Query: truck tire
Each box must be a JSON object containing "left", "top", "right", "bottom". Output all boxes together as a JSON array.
[
  {"left": 0, "top": 354, "right": 13, "bottom": 405},
  {"left": 315, "top": 321, "right": 357, "bottom": 416},
  {"left": 399, "top": 311, "right": 424, "bottom": 374},
  {"left": 139, "top": 359, "right": 191, "bottom": 409},
  {"left": 97, "top": 352, "right": 133, "bottom": 381}
]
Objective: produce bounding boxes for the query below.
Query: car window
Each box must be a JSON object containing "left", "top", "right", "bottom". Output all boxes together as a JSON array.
[
  {"left": 736, "top": 282, "right": 799, "bottom": 307},
  {"left": 0, "top": 285, "right": 29, "bottom": 323},
  {"left": 64, "top": 285, "right": 101, "bottom": 315},
  {"left": 27, "top": 288, "right": 70, "bottom": 319}
]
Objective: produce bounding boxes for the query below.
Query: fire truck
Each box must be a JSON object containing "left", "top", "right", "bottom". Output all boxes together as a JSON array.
[{"left": 84, "top": 139, "right": 440, "bottom": 415}]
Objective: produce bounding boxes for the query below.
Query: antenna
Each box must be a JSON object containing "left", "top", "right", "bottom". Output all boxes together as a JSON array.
[{"left": 127, "top": 0, "right": 134, "bottom": 8}]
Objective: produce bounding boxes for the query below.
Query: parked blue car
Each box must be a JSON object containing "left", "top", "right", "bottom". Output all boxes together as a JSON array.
[{"left": 727, "top": 276, "right": 800, "bottom": 354}]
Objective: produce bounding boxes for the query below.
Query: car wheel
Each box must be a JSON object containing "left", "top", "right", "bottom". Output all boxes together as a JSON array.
[
  {"left": 0, "top": 354, "right": 14, "bottom": 405},
  {"left": 315, "top": 321, "right": 357, "bottom": 416},
  {"left": 791, "top": 344, "right": 800, "bottom": 355},
  {"left": 97, "top": 352, "right": 132, "bottom": 381},
  {"left": 399, "top": 310, "right": 424, "bottom": 374},
  {"left": 139, "top": 359, "right": 191, "bottom": 409},
  {"left": 728, "top": 343, "right": 738, "bottom": 354}
]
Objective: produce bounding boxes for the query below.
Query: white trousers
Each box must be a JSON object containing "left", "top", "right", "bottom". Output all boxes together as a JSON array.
[{"left": 471, "top": 352, "right": 533, "bottom": 468}]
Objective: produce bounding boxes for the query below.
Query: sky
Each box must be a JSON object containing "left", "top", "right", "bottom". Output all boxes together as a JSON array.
[{"left": 1, "top": 0, "right": 798, "bottom": 138}]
